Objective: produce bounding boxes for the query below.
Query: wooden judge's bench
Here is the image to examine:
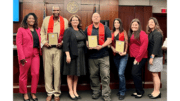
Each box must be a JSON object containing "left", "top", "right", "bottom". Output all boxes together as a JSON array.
[{"left": 13, "top": 0, "right": 167, "bottom": 93}]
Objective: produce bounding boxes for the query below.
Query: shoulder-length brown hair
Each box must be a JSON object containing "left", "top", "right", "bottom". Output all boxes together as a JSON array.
[
  {"left": 20, "top": 13, "right": 38, "bottom": 29},
  {"left": 128, "top": 18, "right": 142, "bottom": 41},
  {"left": 113, "top": 18, "right": 124, "bottom": 33},
  {"left": 146, "top": 17, "right": 163, "bottom": 36},
  {"left": 68, "top": 15, "right": 82, "bottom": 29}
]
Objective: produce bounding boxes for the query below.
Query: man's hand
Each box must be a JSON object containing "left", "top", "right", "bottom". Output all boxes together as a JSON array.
[
  {"left": 56, "top": 42, "right": 63, "bottom": 48},
  {"left": 44, "top": 42, "right": 51, "bottom": 48},
  {"left": 96, "top": 45, "right": 103, "bottom": 50},
  {"left": 20, "top": 59, "right": 27, "bottom": 66}
]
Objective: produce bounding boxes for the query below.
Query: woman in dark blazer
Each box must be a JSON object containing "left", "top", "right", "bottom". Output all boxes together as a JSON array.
[
  {"left": 16, "top": 13, "right": 41, "bottom": 101},
  {"left": 146, "top": 17, "right": 163, "bottom": 99},
  {"left": 62, "top": 15, "right": 86, "bottom": 100}
]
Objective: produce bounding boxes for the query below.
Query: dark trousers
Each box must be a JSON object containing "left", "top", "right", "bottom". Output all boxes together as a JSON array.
[{"left": 130, "top": 57, "right": 147, "bottom": 95}]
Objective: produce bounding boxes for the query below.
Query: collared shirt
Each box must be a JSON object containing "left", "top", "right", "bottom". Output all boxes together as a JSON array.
[
  {"left": 40, "top": 16, "right": 68, "bottom": 46},
  {"left": 84, "top": 25, "right": 111, "bottom": 59}
]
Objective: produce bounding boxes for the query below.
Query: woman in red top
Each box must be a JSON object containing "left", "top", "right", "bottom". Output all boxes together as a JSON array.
[
  {"left": 128, "top": 19, "right": 148, "bottom": 98},
  {"left": 111, "top": 18, "right": 128, "bottom": 100}
]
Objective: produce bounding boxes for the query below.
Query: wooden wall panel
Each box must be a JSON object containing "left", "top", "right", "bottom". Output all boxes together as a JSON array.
[
  {"left": 144, "top": 6, "right": 153, "bottom": 32},
  {"left": 153, "top": 13, "right": 167, "bottom": 41},
  {"left": 45, "top": 0, "right": 64, "bottom": 4},
  {"left": 135, "top": 6, "right": 144, "bottom": 30},
  {"left": 119, "top": 6, "right": 134, "bottom": 32}
]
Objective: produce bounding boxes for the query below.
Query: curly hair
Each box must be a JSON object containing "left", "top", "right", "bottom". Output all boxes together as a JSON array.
[
  {"left": 146, "top": 17, "right": 163, "bottom": 36},
  {"left": 128, "top": 18, "right": 142, "bottom": 41},
  {"left": 20, "top": 13, "right": 38, "bottom": 29}
]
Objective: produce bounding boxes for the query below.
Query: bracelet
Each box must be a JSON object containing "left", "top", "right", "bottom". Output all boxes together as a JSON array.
[
  {"left": 101, "top": 45, "right": 104, "bottom": 48},
  {"left": 150, "top": 56, "right": 154, "bottom": 59}
]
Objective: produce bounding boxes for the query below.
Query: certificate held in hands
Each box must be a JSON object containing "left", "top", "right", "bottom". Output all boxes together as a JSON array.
[
  {"left": 88, "top": 35, "right": 98, "bottom": 48},
  {"left": 115, "top": 40, "right": 124, "bottom": 53},
  {"left": 48, "top": 33, "right": 58, "bottom": 45}
]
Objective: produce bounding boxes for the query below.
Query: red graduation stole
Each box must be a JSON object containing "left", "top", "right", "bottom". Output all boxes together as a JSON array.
[
  {"left": 87, "top": 23, "right": 105, "bottom": 45},
  {"left": 47, "top": 15, "right": 65, "bottom": 43},
  {"left": 111, "top": 31, "right": 125, "bottom": 55}
]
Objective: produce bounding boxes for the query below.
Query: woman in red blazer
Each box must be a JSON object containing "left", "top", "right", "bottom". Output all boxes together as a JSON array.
[
  {"left": 128, "top": 19, "right": 148, "bottom": 98},
  {"left": 16, "top": 13, "right": 41, "bottom": 101}
]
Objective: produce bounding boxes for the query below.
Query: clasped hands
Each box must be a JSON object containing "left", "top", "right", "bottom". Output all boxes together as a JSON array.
[
  {"left": 112, "top": 48, "right": 126, "bottom": 56},
  {"left": 44, "top": 42, "right": 63, "bottom": 48}
]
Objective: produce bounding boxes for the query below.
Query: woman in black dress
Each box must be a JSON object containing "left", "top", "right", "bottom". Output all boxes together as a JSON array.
[{"left": 63, "top": 15, "right": 86, "bottom": 100}]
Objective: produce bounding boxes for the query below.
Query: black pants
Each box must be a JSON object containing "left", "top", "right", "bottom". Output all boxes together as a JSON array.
[{"left": 130, "top": 57, "right": 147, "bottom": 95}]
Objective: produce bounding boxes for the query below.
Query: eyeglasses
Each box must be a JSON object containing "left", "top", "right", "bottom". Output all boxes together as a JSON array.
[{"left": 72, "top": 20, "right": 79, "bottom": 21}]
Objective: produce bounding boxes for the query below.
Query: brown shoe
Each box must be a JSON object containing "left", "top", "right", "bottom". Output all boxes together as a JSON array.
[
  {"left": 54, "top": 96, "right": 60, "bottom": 101},
  {"left": 46, "top": 96, "right": 52, "bottom": 101}
]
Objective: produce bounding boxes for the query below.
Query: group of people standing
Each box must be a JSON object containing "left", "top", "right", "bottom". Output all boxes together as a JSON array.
[{"left": 16, "top": 6, "right": 163, "bottom": 101}]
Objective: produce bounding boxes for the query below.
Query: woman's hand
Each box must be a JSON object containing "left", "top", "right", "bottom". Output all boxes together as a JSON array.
[
  {"left": 20, "top": 59, "right": 27, "bottom": 66},
  {"left": 149, "top": 58, "right": 153, "bottom": 65},
  {"left": 66, "top": 55, "right": 71, "bottom": 64},
  {"left": 111, "top": 47, "right": 118, "bottom": 53},
  {"left": 119, "top": 52, "right": 127, "bottom": 56},
  {"left": 133, "top": 59, "right": 139, "bottom": 65}
]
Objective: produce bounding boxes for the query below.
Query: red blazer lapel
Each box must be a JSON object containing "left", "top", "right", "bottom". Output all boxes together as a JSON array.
[{"left": 26, "top": 28, "right": 33, "bottom": 40}]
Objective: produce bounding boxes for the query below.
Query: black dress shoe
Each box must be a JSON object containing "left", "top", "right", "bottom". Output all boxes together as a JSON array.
[
  {"left": 148, "top": 94, "right": 152, "bottom": 97},
  {"left": 119, "top": 95, "right": 125, "bottom": 100},
  {"left": 23, "top": 99, "right": 30, "bottom": 101},
  {"left": 22, "top": 94, "right": 30, "bottom": 101},
  {"left": 116, "top": 92, "right": 120, "bottom": 96},
  {"left": 30, "top": 94, "right": 38, "bottom": 101},
  {"left": 131, "top": 92, "right": 137, "bottom": 96},
  {"left": 135, "top": 94, "right": 143, "bottom": 98},
  {"left": 31, "top": 97, "right": 38, "bottom": 101},
  {"left": 92, "top": 93, "right": 101, "bottom": 99},
  {"left": 69, "top": 94, "right": 77, "bottom": 100},
  {"left": 75, "top": 95, "right": 81, "bottom": 99},
  {"left": 149, "top": 93, "right": 161, "bottom": 99}
]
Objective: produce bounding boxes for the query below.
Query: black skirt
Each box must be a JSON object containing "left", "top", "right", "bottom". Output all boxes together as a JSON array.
[{"left": 63, "top": 47, "right": 86, "bottom": 76}]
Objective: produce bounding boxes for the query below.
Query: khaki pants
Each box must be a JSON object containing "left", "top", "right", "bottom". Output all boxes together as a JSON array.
[
  {"left": 42, "top": 46, "right": 62, "bottom": 96},
  {"left": 89, "top": 56, "right": 111, "bottom": 97}
]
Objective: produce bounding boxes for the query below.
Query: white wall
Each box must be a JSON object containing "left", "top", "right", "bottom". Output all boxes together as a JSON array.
[{"left": 119, "top": 0, "right": 167, "bottom": 13}]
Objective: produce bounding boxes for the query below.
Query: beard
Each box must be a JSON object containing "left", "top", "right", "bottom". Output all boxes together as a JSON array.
[{"left": 53, "top": 13, "right": 59, "bottom": 18}]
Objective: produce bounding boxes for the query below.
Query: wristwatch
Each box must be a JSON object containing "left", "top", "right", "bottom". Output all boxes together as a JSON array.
[
  {"left": 150, "top": 56, "right": 154, "bottom": 59},
  {"left": 101, "top": 45, "right": 104, "bottom": 48}
]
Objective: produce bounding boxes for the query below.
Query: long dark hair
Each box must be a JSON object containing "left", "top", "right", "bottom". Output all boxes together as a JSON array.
[
  {"left": 20, "top": 13, "right": 38, "bottom": 29},
  {"left": 128, "top": 18, "right": 142, "bottom": 41},
  {"left": 113, "top": 18, "right": 124, "bottom": 33},
  {"left": 146, "top": 17, "right": 163, "bottom": 36},
  {"left": 68, "top": 15, "right": 82, "bottom": 29}
]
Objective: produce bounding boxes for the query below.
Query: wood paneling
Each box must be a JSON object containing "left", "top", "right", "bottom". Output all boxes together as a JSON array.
[
  {"left": 119, "top": 6, "right": 134, "bottom": 32},
  {"left": 153, "top": 13, "right": 167, "bottom": 41}
]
